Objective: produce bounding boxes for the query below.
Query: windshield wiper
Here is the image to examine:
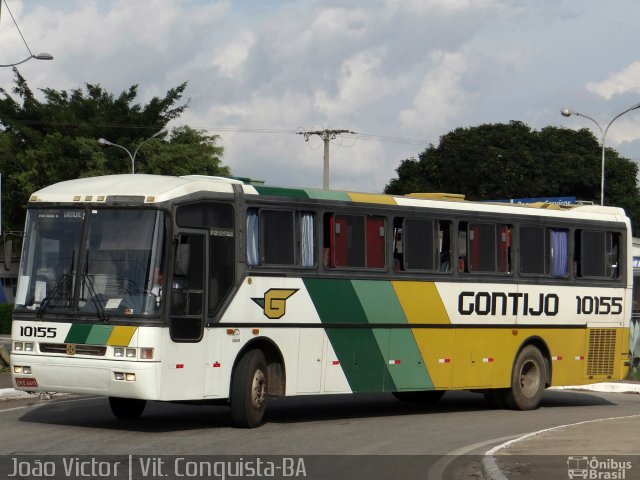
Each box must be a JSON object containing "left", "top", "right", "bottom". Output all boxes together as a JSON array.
[
  {"left": 36, "top": 274, "right": 71, "bottom": 318},
  {"left": 82, "top": 274, "right": 109, "bottom": 322}
]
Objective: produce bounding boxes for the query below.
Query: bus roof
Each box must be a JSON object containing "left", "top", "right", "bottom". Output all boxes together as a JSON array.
[
  {"left": 29, "top": 174, "right": 243, "bottom": 204},
  {"left": 28, "top": 174, "right": 629, "bottom": 224}
]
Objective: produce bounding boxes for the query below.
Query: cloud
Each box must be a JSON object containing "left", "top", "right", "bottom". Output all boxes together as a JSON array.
[
  {"left": 399, "top": 50, "right": 472, "bottom": 135},
  {"left": 5, "top": 0, "right": 640, "bottom": 193},
  {"left": 313, "top": 49, "right": 405, "bottom": 119},
  {"left": 212, "top": 30, "right": 255, "bottom": 78},
  {"left": 585, "top": 61, "right": 640, "bottom": 100}
]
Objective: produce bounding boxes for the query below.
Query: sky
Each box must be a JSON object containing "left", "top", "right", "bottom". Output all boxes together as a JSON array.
[{"left": 2, "top": 0, "right": 640, "bottom": 193}]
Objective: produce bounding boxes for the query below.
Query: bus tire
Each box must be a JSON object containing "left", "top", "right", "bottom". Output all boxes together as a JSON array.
[
  {"left": 504, "top": 345, "right": 545, "bottom": 410},
  {"left": 392, "top": 390, "right": 444, "bottom": 403},
  {"left": 108, "top": 397, "right": 146, "bottom": 420},
  {"left": 231, "top": 349, "right": 268, "bottom": 428}
]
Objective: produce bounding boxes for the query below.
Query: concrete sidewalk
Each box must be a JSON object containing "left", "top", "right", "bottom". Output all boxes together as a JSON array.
[
  {"left": 482, "top": 382, "right": 640, "bottom": 480},
  {"left": 482, "top": 415, "right": 640, "bottom": 480}
]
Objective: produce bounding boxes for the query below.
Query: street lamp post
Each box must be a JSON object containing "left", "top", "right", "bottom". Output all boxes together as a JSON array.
[
  {"left": 0, "top": 52, "right": 53, "bottom": 68},
  {"left": 561, "top": 102, "right": 640, "bottom": 205},
  {"left": 0, "top": 0, "right": 53, "bottom": 68},
  {"left": 98, "top": 128, "right": 168, "bottom": 174}
]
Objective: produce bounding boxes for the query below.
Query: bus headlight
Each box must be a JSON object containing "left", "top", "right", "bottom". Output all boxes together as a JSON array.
[
  {"left": 13, "top": 342, "right": 23, "bottom": 351},
  {"left": 24, "top": 342, "right": 34, "bottom": 352},
  {"left": 113, "top": 372, "right": 136, "bottom": 382},
  {"left": 114, "top": 347, "right": 124, "bottom": 358},
  {"left": 13, "top": 366, "right": 31, "bottom": 375},
  {"left": 125, "top": 348, "right": 136, "bottom": 359}
]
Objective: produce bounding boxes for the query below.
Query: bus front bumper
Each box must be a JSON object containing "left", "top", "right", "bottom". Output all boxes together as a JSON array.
[{"left": 10, "top": 353, "right": 161, "bottom": 400}]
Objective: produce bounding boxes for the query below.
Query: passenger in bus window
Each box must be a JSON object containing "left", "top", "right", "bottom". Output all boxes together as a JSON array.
[
  {"left": 151, "top": 268, "right": 163, "bottom": 307},
  {"left": 458, "top": 256, "right": 466, "bottom": 273}
]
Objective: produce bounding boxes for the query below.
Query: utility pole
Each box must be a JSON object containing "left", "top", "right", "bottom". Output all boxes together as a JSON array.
[{"left": 298, "top": 129, "right": 354, "bottom": 189}]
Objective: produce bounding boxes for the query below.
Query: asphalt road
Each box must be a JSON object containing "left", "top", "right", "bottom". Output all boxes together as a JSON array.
[{"left": 1, "top": 389, "right": 640, "bottom": 479}]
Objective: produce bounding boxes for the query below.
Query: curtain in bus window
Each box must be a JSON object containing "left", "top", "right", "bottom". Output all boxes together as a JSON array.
[
  {"left": 366, "top": 217, "right": 385, "bottom": 268},
  {"left": 334, "top": 215, "right": 366, "bottom": 267},
  {"left": 333, "top": 216, "right": 349, "bottom": 267},
  {"left": 300, "top": 212, "right": 314, "bottom": 267},
  {"left": 246, "top": 209, "right": 259, "bottom": 266},
  {"left": 550, "top": 229, "right": 568, "bottom": 277},
  {"left": 469, "top": 223, "right": 496, "bottom": 272}
]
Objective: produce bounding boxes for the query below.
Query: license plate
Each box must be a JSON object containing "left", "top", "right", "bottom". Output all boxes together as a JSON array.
[{"left": 15, "top": 378, "right": 38, "bottom": 388}]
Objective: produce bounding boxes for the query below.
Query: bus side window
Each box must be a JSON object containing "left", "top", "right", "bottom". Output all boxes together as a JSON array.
[
  {"left": 392, "top": 218, "right": 403, "bottom": 272},
  {"left": 438, "top": 220, "right": 452, "bottom": 272},
  {"left": 608, "top": 232, "right": 620, "bottom": 279},
  {"left": 457, "top": 222, "right": 468, "bottom": 273}
]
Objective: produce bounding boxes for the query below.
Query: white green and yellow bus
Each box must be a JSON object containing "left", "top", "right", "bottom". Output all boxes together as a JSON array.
[{"left": 11, "top": 174, "right": 631, "bottom": 427}]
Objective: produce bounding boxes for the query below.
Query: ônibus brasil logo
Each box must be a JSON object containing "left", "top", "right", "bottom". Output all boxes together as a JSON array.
[
  {"left": 567, "top": 456, "right": 632, "bottom": 479},
  {"left": 252, "top": 289, "right": 298, "bottom": 319}
]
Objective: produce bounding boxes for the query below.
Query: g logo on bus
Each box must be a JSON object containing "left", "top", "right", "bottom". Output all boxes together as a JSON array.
[
  {"left": 252, "top": 289, "right": 298, "bottom": 319},
  {"left": 66, "top": 344, "right": 76, "bottom": 356}
]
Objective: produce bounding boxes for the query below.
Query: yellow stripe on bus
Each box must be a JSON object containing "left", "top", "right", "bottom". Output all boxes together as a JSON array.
[
  {"left": 107, "top": 326, "right": 138, "bottom": 347},
  {"left": 347, "top": 192, "right": 397, "bottom": 205},
  {"left": 392, "top": 281, "right": 451, "bottom": 324},
  {"left": 392, "top": 281, "right": 452, "bottom": 389}
]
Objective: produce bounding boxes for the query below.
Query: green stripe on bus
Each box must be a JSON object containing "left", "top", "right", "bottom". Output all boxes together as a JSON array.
[
  {"left": 64, "top": 324, "right": 94, "bottom": 344},
  {"left": 351, "top": 280, "right": 434, "bottom": 391},
  {"left": 254, "top": 186, "right": 310, "bottom": 198},
  {"left": 303, "top": 278, "right": 396, "bottom": 392},
  {"left": 85, "top": 325, "right": 114, "bottom": 345},
  {"left": 304, "top": 189, "right": 352, "bottom": 201}
]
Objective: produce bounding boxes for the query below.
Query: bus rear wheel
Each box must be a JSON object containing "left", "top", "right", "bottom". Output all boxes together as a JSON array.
[
  {"left": 231, "top": 349, "right": 268, "bottom": 428},
  {"left": 108, "top": 397, "right": 146, "bottom": 420},
  {"left": 504, "top": 345, "right": 545, "bottom": 410}
]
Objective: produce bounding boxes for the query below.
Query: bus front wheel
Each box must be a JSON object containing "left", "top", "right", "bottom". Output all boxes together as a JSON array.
[
  {"left": 504, "top": 345, "right": 545, "bottom": 410},
  {"left": 108, "top": 397, "right": 146, "bottom": 420},
  {"left": 231, "top": 349, "right": 268, "bottom": 428}
]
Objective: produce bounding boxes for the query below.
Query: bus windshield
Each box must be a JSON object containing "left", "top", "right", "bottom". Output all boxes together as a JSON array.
[{"left": 15, "top": 208, "right": 165, "bottom": 319}]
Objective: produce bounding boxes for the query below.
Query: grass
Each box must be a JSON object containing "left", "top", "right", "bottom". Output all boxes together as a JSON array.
[{"left": 625, "top": 366, "right": 640, "bottom": 382}]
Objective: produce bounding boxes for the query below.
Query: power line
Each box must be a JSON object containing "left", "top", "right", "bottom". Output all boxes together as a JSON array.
[
  {"left": 297, "top": 129, "right": 355, "bottom": 190},
  {"left": 349, "top": 132, "right": 429, "bottom": 146},
  {"left": 0, "top": 115, "right": 431, "bottom": 146}
]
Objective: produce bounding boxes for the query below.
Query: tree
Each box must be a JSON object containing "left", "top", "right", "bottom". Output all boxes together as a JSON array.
[
  {"left": 384, "top": 121, "right": 640, "bottom": 233},
  {"left": 0, "top": 69, "right": 229, "bottom": 232}
]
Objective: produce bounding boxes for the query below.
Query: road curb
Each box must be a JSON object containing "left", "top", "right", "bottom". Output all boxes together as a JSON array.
[
  {"left": 0, "top": 387, "right": 34, "bottom": 400},
  {"left": 549, "top": 382, "right": 640, "bottom": 394},
  {"left": 481, "top": 414, "right": 640, "bottom": 480}
]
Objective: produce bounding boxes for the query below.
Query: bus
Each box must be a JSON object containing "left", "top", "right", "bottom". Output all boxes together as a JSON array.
[{"left": 10, "top": 174, "right": 632, "bottom": 427}]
